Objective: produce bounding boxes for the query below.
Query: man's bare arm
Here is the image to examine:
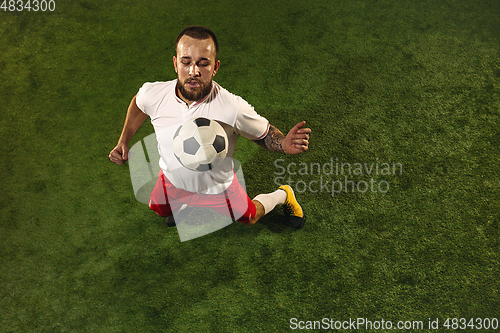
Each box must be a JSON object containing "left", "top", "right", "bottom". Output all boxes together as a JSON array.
[
  {"left": 109, "top": 95, "right": 148, "bottom": 164},
  {"left": 253, "top": 121, "right": 311, "bottom": 154},
  {"left": 253, "top": 125, "right": 286, "bottom": 152}
]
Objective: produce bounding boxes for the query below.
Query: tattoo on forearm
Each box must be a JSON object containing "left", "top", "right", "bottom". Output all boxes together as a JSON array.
[{"left": 253, "top": 125, "right": 285, "bottom": 153}]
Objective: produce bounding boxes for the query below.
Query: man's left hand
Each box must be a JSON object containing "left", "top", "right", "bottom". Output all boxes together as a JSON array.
[{"left": 284, "top": 121, "right": 311, "bottom": 154}]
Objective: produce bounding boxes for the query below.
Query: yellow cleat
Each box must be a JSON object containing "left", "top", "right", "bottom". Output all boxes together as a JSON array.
[{"left": 278, "top": 185, "right": 306, "bottom": 230}]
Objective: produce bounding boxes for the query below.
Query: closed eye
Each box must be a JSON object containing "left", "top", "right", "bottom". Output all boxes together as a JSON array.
[{"left": 180, "top": 59, "right": 209, "bottom": 66}]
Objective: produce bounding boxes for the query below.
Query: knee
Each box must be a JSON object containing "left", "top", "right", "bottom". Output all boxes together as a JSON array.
[{"left": 246, "top": 217, "right": 258, "bottom": 226}]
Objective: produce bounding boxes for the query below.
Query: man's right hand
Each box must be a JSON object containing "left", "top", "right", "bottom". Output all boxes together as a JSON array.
[
  {"left": 109, "top": 143, "right": 129, "bottom": 165},
  {"left": 109, "top": 95, "right": 147, "bottom": 165}
]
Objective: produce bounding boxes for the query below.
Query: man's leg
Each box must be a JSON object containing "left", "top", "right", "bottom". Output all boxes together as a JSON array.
[
  {"left": 149, "top": 170, "right": 187, "bottom": 226},
  {"left": 247, "top": 189, "right": 286, "bottom": 225},
  {"left": 246, "top": 200, "right": 265, "bottom": 225},
  {"left": 149, "top": 170, "right": 174, "bottom": 218},
  {"left": 248, "top": 185, "right": 305, "bottom": 229}
]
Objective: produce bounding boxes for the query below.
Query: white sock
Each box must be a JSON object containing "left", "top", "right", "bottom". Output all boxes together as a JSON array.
[{"left": 253, "top": 189, "right": 287, "bottom": 215}]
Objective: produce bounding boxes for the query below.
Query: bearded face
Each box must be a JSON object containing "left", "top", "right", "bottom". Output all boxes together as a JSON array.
[
  {"left": 174, "top": 35, "right": 220, "bottom": 105},
  {"left": 176, "top": 76, "right": 212, "bottom": 102}
]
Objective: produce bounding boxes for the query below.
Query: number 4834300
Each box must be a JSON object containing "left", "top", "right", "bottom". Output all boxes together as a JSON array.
[
  {"left": 443, "top": 318, "right": 499, "bottom": 330},
  {"left": 1, "top": 0, "right": 55, "bottom": 11}
]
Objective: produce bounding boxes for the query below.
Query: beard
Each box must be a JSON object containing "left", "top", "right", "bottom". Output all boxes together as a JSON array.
[{"left": 176, "top": 77, "right": 212, "bottom": 103}]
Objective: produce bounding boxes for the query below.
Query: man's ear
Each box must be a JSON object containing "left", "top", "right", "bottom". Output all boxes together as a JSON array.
[
  {"left": 212, "top": 60, "right": 220, "bottom": 77},
  {"left": 173, "top": 56, "right": 178, "bottom": 73}
]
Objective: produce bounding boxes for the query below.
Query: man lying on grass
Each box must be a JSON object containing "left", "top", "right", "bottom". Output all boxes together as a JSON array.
[{"left": 109, "top": 26, "right": 310, "bottom": 229}]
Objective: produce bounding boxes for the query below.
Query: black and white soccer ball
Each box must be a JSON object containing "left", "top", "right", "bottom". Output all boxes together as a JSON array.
[{"left": 173, "top": 117, "right": 228, "bottom": 172}]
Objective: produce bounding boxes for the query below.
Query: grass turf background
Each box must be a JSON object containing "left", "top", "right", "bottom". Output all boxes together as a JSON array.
[{"left": 1, "top": 0, "right": 499, "bottom": 332}]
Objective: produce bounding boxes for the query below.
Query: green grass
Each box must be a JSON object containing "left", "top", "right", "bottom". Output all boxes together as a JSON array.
[{"left": 1, "top": 0, "right": 499, "bottom": 332}]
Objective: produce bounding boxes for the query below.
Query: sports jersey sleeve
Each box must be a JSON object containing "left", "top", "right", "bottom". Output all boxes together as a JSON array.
[
  {"left": 234, "top": 98, "right": 269, "bottom": 140},
  {"left": 135, "top": 83, "right": 150, "bottom": 115}
]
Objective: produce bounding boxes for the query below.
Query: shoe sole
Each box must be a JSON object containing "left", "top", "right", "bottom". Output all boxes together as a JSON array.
[
  {"left": 289, "top": 214, "right": 306, "bottom": 230},
  {"left": 280, "top": 185, "right": 306, "bottom": 230}
]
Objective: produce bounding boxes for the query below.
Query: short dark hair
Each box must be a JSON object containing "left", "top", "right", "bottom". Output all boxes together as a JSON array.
[{"left": 175, "top": 26, "right": 219, "bottom": 59}]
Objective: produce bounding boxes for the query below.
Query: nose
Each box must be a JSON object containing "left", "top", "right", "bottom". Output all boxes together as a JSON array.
[{"left": 189, "top": 63, "right": 200, "bottom": 77}]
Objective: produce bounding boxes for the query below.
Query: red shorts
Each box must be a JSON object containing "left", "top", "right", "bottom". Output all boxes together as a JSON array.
[{"left": 148, "top": 170, "right": 256, "bottom": 223}]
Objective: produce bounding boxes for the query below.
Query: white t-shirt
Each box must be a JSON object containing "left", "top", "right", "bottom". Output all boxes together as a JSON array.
[{"left": 135, "top": 80, "right": 269, "bottom": 194}]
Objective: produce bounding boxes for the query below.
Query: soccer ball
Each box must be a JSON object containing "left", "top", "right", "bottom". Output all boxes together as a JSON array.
[{"left": 173, "top": 117, "right": 228, "bottom": 172}]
